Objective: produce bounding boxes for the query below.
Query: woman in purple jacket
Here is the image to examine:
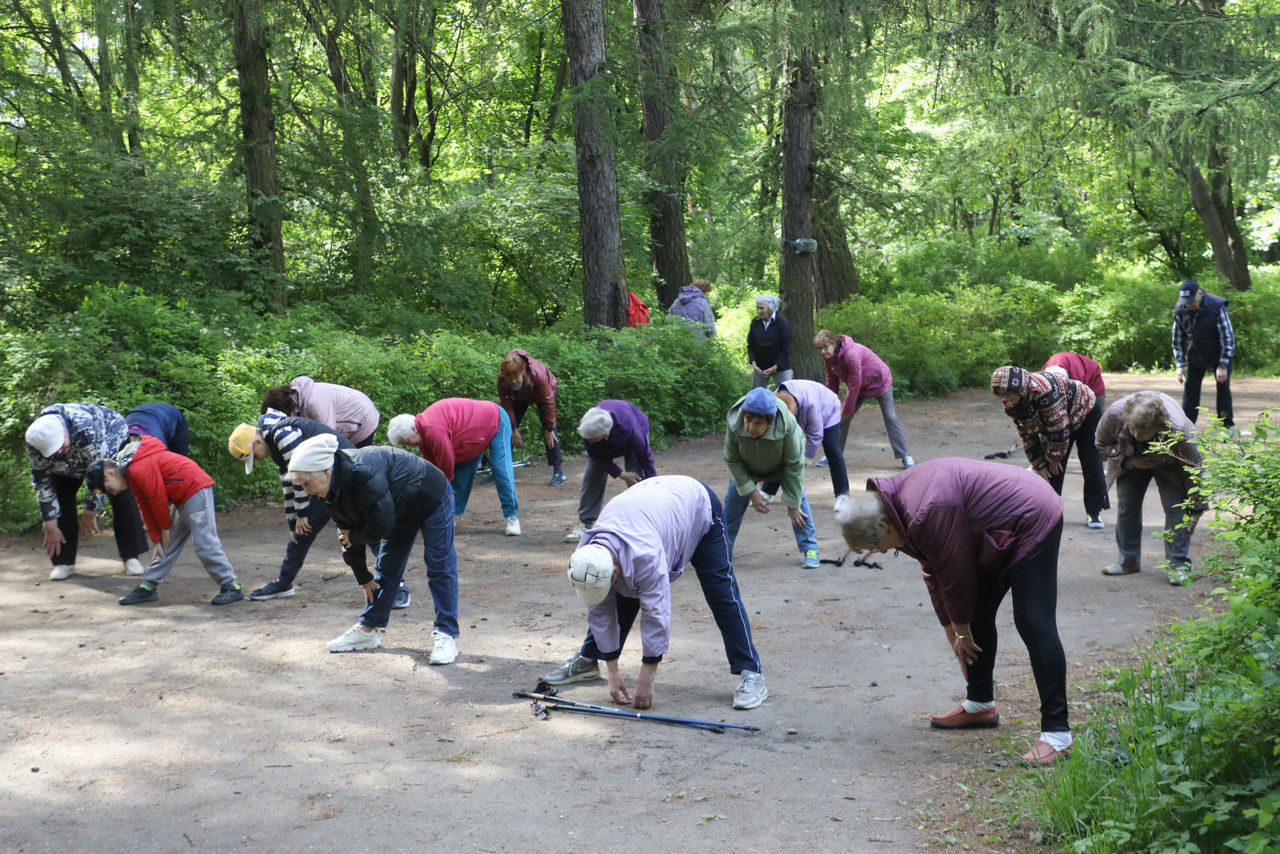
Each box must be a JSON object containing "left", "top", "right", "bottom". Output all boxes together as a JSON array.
[
  {"left": 564, "top": 401, "right": 658, "bottom": 543},
  {"left": 836, "top": 457, "right": 1071, "bottom": 766}
]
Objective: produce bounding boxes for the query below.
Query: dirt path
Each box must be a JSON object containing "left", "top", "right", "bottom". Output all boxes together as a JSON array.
[{"left": 2, "top": 374, "right": 1268, "bottom": 852}]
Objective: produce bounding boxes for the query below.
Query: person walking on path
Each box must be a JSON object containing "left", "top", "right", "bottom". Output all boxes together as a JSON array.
[
  {"left": 1172, "top": 279, "right": 1235, "bottom": 427},
  {"left": 992, "top": 366, "right": 1109, "bottom": 529},
  {"left": 25, "top": 403, "right": 148, "bottom": 581},
  {"left": 287, "top": 435, "right": 460, "bottom": 663},
  {"left": 498, "top": 349, "right": 566, "bottom": 485},
  {"left": 813, "top": 329, "right": 914, "bottom": 468},
  {"left": 775, "top": 379, "right": 849, "bottom": 501},
  {"left": 123, "top": 403, "right": 191, "bottom": 456},
  {"left": 388, "top": 398, "right": 521, "bottom": 536},
  {"left": 667, "top": 278, "right": 716, "bottom": 337},
  {"left": 723, "top": 387, "right": 820, "bottom": 568},
  {"left": 564, "top": 401, "right": 658, "bottom": 544},
  {"left": 261, "top": 376, "right": 381, "bottom": 446},
  {"left": 1095, "top": 391, "right": 1205, "bottom": 585},
  {"left": 836, "top": 457, "right": 1072, "bottom": 766},
  {"left": 87, "top": 438, "right": 243, "bottom": 607},
  {"left": 746, "top": 294, "right": 793, "bottom": 389},
  {"left": 544, "top": 475, "right": 767, "bottom": 711}
]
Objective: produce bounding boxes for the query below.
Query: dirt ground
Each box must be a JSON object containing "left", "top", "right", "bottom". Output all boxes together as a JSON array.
[{"left": 1, "top": 373, "right": 1271, "bottom": 852}]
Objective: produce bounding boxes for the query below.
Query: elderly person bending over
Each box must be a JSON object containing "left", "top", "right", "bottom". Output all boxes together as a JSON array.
[
  {"left": 123, "top": 402, "right": 191, "bottom": 456},
  {"left": 836, "top": 457, "right": 1071, "bottom": 766},
  {"left": 545, "top": 475, "right": 766, "bottom": 711},
  {"left": 287, "top": 435, "right": 460, "bottom": 663},
  {"left": 775, "top": 379, "right": 848, "bottom": 500},
  {"left": 992, "top": 366, "right": 1107, "bottom": 529},
  {"left": 564, "top": 400, "right": 658, "bottom": 543},
  {"left": 724, "top": 387, "right": 820, "bottom": 568},
  {"left": 389, "top": 398, "right": 521, "bottom": 536},
  {"left": 498, "top": 349, "right": 565, "bottom": 485},
  {"left": 814, "top": 329, "right": 914, "bottom": 469},
  {"left": 262, "top": 376, "right": 380, "bottom": 447},
  {"left": 1095, "top": 391, "right": 1204, "bottom": 584}
]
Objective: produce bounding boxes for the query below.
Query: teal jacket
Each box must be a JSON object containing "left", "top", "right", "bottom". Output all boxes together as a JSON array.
[{"left": 723, "top": 395, "right": 806, "bottom": 508}]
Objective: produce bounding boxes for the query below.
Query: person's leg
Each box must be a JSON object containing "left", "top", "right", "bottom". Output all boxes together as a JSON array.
[
  {"left": 52, "top": 475, "right": 81, "bottom": 566},
  {"left": 722, "top": 481, "right": 752, "bottom": 558},
  {"left": 790, "top": 489, "right": 819, "bottom": 554},
  {"left": 1216, "top": 365, "right": 1234, "bottom": 427},
  {"left": 837, "top": 398, "right": 866, "bottom": 453},
  {"left": 488, "top": 408, "right": 519, "bottom": 518},
  {"left": 107, "top": 488, "right": 150, "bottom": 562},
  {"left": 1008, "top": 519, "right": 1069, "bottom": 734},
  {"left": 577, "top": 457, "right": 609, "bottom": 526},
  {"left": 964, "top": 574, "right": 1007, "bottom": 705},
  {"left": 773, "top": 369, "right": 794, "bottom": 388},
  {"left": 279, "top": 499, "right": 331, "bottom": 584},
  {"left": 540, "top": 389, "right": 564, "bottom": 472},
  {"left": 613, "top": 594, "right": 641, "bottom": 650},
  {"left": 420, "top": 489, "right": 460, "bottom": 637},
  {"left": 690, "top": 485, "right": 762, "bottom": 674},
  {"left": 451, "top": 457, "right": 481, "bottom": 516},
  {"left": 876, "top": 388, "right": 911, "bottom": 460},
  {"left": 361, "top": 530, "right": 414, "bottom": 629},
  {"left": 752, "top": 371, "right": 770, "bottom": 389},
  {"left": 1181, "top": 363, "right": 1206, "bottom": 424},
  {"left": 1154, "top": 466, "right": 1193, "bottom": 569},
  {"left": 1075, "top": 400, "right": 1109, "bottom": 517},
  {"left": 1114, "top": 469, "right": 1152, "bottom": 569},
  {"left": 183, "top": 487, "right": 237, "bottom": 586},
  {"left": 143, "top": 497, "right": 194, "bottom": 586},
  {"left": 821, "top": 424, "right": 849, "bottom": 497}
]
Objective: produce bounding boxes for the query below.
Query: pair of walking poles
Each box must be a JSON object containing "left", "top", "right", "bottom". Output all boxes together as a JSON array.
[{"left": 514, "top": 685, "right": 759, "bottom": 734}]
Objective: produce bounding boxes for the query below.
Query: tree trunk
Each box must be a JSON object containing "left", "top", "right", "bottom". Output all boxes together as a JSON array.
[
  {"left": 232, "top": 0, "right": 287, "bottom": 306},
  {"left": 778, "top": 44, "right": 821, "bottom": 379},
  {"left": 633, "top": 0, "right": 690, "bottom": 310},
  {"left": 1188, "top": 158, "right": 1251, "bottom": 290},
  {"left": 541, "top": 51, "right": 569, "bottom": 150},
  {"left": 562, "top": 0, "right": 628, "bottom": 328},
  {"left": 92, "top": 0, "right": 123, "bottom": 151},
  {"left": 812, "top": 164, "right": 858, "bottom": 309}
]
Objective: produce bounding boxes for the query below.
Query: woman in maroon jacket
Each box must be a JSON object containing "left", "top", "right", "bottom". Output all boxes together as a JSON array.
[
  {"left": 498, "top": 349, "right": 566, "bottom": 485},
  {"left": 836, "top": 457, "right": 1071, "bottom": 766}
]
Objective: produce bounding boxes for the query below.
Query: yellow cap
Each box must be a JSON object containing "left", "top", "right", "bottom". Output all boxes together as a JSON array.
[{"left": 227, "top": 423, "right": 258, "bottom": 474}]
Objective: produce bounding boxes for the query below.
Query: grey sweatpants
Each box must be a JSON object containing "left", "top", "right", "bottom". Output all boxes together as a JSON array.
[
  {"left": 143, "top": 487, "right": 237, "bottom": 587},
  {"left": 839, "top": 387, "right": 911, "bottom": 460},
  {"left": 577, "top": 454, "right": 644, "bottom": 527}
]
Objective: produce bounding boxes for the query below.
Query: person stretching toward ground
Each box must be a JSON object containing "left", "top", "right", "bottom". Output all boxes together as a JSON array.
[
  {"left": 836, "top": 457, "right": 1071, "bottom": 766},
  {"left": 775, "top": 379, "right": 848, "bottom": 501},
  {"left": 87, "top": 438, "right": 243, "bottom": 607},
  {"left": 498, "top": 349, "right": 566, "bottom": 485},
  {"left": 564, "top": 401, "right": 658, "bottom": 543},
  {"left": 545, "top": 475, "right": 767, "bottom": 711},
  {"left": 123, "top": 402, "right": 191, "bottom": 456},
  {"left": 814, "top": 329, "right": 914, "bottom": 469},
  {"left": 287, "top": 435, "right": 460, "bottom": 663},
  {"left": 261, "top": 376, "right": 380, "bottom": 447}
]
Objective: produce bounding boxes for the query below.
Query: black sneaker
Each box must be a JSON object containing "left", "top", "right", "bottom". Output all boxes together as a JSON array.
[
  {"left": 119, "top": 584, "right": 158, "bottom": 606},
  {"left": 250, "top": 578, "right": 295, "bottom": 600},
  {"left": 211, "top": 582, "right": 245, "bottom": 606}
]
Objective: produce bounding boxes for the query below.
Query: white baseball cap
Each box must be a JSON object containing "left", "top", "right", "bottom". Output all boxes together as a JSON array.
[
  {"left": 25, "top": 414, "right": 66, "bottom": 458},
  {"left": 567, "top": 543, "right": 615, "bottom": 606}
]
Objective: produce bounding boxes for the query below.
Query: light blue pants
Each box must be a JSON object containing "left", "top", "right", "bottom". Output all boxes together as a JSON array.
[
  {"left": 722, "top": 479, "right": 818, "bottom": 558},
  {"left": 452, "top": 408, "right": 519, "bottom": 518}
]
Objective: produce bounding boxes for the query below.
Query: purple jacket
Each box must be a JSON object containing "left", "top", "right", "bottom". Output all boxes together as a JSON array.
[
  {"left": 823, "top": 336, "right": 892, "bottom": 415},
  {"left": 584, "top": 400, "right": 657, "bottom": 479},
  {"left": 777, "top": 379, "right": 841, "bottom": 458},
  {"left": 868, "top": 457, "right": 1063, "bottom": 627},
  {"left": 290, "top": 376, "right": 380, "bottom": 445},
  {"left": 580, "top": 476, "right": 713, "bottom": 659},
  {"left": 667, "top": 286, "right": 716, "bottom": 336}
]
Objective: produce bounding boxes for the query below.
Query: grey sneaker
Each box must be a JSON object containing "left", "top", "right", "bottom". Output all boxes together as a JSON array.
[
  {"left": 733, "top": 670, "right": 768, "bottom": 710},
  {"left": 211, "top": 582, "right": 244, "bottom": 606},
  {"left": 564, "top": 523, "right": 588, "bottom": 543},
  {"left": 543, "top": 653, "right": 601, "bottom": 685},
  {"left": 902, "top": 455, "right": 916, "bottom": 469},
  {"left": 250, "top": 578, "right": 295, "bottom": 600},
  {"left": 1168, "top": 567, "right": 1193, "bottom": 586}
]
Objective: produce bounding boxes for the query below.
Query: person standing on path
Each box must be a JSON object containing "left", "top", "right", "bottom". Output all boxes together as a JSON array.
[
  {"left": 814, "top": 329, "right": 914, "bottom": 468},
  {"left": 498, "top": 349, "right": 566, "bottom": 486},
  {"left": 836, "top": 457, "right": 1072, "bottom": 766},
  {"left": 1172, "top": 279, "right": 1235, "bottom": 427},
  {"left": 746, "top": 294, "right": 793, "bottom": 389},
  {"left": 564, "top": 401, "right": 658, "bottom": 544}
]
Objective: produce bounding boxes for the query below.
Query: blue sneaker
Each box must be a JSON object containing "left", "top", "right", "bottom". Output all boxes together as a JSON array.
[
  {"left": 550, "top": 472, "right": 567, "bottom": 486},
  {"left": 392, "top": 584, "right": 411, "bottom": 610},
  {"left": 815, "top": 457, "right": 829, "bottom": 467},
  {"left": 802, "top": 549, "right": 820, "bottom": 569}
]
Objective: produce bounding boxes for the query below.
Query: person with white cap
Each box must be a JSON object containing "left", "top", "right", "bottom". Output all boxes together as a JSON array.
[
  {"left": 563, "top": 400, "right": 658, "bottom": 543},
  {"left": 24, "top": 403, "right": 148, "bottom": 581},
  {"left": 286, "top": 434, "right": 461, "bottom": 663},
  {"left": 544, "top": 474, "right": 767, "bottom": 711}
]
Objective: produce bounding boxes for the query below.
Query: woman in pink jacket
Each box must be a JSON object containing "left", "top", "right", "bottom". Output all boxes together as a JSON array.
[
  {"left": 814, "top": 330, "right": 914, "bottom": 468},
  {"left": 261, "top": 376, "right": 380, "bottom": 447}
]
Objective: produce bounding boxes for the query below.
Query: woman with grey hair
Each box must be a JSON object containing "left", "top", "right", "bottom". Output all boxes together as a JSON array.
[
  {"left": 836, "top": 457, "right": 1072, "bottom": 766},
  {"left": 746, "top": 294, "right": 793, "bottom": 389},
  {"left": 563, "top": 400, "right": 658, "bottom": 543}
]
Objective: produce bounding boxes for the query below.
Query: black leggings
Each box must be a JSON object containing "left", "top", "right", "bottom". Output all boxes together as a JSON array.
[{"left": 51, "top": 475, "right": 148, "bottom": 566}]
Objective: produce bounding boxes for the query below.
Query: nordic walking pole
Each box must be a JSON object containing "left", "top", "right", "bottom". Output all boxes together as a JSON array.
[{"left": 514, "top": 691, "right": 761, "bottom": 733}]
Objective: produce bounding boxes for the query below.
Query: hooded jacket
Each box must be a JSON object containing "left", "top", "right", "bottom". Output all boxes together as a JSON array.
[
  {"left": 124, "top": 436, "right": 215, "bottom": 542},
  {"left": 992, "top": 367, "right": 1096, "bottom": 474},
  {"left": 289, "top": 376, "right": 380, "bottom": 445},
  {"left": 868, "top": 457, "right": 1063, "bottom": 627},
  {"left": 723, "top": 394, "right": 806, "bottom": 508},
  {"left": 27, "top": 403, "right": 129, "bottom": 520},
  {"left": 822, "top": 335, "right": 892, "bottom": 415},
  {"left": 667, "top": 286, "right": 716, "bottom": 336},
  {"left": 777, "top": 379, "right": 842, "bottom": 458},
  {"left": 584, "top": 400, "right": 658, "bottom": 479}
]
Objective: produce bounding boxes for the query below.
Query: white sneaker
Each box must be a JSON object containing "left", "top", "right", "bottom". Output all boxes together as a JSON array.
[
  {"left": 124, "top": 557, "right": 146, "bottom": 575},
  {"left": 733, "top": 670, "right": 768, "bottom": 709},
  {"left": 328, "top": 623, "right": 380, "bottom": 653},
  {"left": 505, "top": 516, "right": 522, "bottom": 536},
  {"left": 429, "top": 630, "right": 458, "bottom": 665},
  {"left": 564, "top": 523, "right": 587, "bottom": 543},
  {"left": 48, "top": 564, "right": 74, "bottom": 581},
  {"left": 1087, "top": 516, "right": 1105, "bottom": 530}
]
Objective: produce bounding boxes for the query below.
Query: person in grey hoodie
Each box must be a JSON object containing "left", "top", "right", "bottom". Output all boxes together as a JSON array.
[{"left": 667, "top": 279, "right": 716, "bottom": 337}]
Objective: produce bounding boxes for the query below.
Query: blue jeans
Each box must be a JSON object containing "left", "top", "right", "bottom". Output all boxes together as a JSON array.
[
  {"left": 279, "top": 497, "right": 332, "bottom": 584},
  {"left": 579, "top": 483, "right": 762, "bottom": 674},
  {"left": 452, "top": 408, "right": 518, "bottom": 518},
  {"left": 358, "top": 489, "right": 458, "bottom": 636},
  {"left": 723, "top": 478, "right": 818, "bottom": 558}
]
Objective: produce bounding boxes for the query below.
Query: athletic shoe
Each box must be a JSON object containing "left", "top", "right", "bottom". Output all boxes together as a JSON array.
[
  {"left": 802, "top": 549, "right": 820, "bottom": 569},
  {"left": 1087, "top": 516, "right": 1105, "bottom": 530},
  {"left": 211, "top": 582, "right": 244, "bottom": 606},
  {"left": 550, "top": 472, "right": 567, "bottom": 487},
  {"left": 250, "top": 578, "right": 296, "bottom": 600},
  {"left": 505, "top": 516, "right": 522, "bottom": 536},
  {"left": 1102, "top": 564, "right": 1140, "bottom": 576},
  {"left": 48, "top": 564, "right": 74, "bottom": 581},
  {"left": 119, "top": 583, "right": 158, "bottom": 606},
  {"left": 732, "top": 670, "right": 768, "bottom": 710},
  {"left": 328, "top": 623, "right": 380, "bottom": 653},
  {"left": 930, "top": 705, "right": 999, "bottom": 729},
  {"left": 543, "top": 653, "right": 601, "bottom": 685},
  {"left": 124, "top": 557, "right": 146, "bottom": 576},
  {"left": 902, "top": 455, "right": 917, "bottom": 469},
  {"left": 815, "top": 457, "right": 829, "bottom": 467},
  {"left": 478, "top": 471, "right": 496, "bottom": 485},
  {"left": 564, "top": 523, "right": 587, "bottom": 543},
  {"left": 1168, "top": 568, "right": 1192, "bottom": 586},
  {"left": 1021, "top": 740, "right": 1069, "bottom": 766},
  {"left": 392, "top": 584, "right": 411, "bottom": 610},
  {"left": 428, "top": 630, "right": 459, "bottom": 665}
]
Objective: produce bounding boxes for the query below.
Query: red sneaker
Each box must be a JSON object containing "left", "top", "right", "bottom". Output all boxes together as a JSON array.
[
  {"left": 929, "top": 705, "right": 999, "bottom": 729},
  {"left": 1021, "top": 740, "right": 1069, "bottom": 766}
]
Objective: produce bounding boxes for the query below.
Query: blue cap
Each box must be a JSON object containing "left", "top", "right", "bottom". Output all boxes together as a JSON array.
[{"left": 741, "top": 387, "right": 778, "bottom": 416}]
